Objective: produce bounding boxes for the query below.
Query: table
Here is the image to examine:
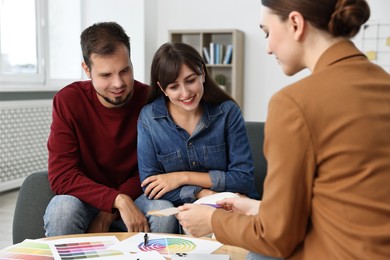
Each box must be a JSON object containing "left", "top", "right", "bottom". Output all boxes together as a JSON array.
[{"left": 44, "top": 232, "right": 248, "bottom": 259}]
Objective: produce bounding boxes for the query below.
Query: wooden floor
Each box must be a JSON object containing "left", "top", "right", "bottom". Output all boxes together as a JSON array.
[{"left": 0, "top": 189, "right": 18, "bottom": 249}]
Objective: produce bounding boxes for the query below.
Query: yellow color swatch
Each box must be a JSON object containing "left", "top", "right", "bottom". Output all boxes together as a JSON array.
[{"left": 365, "top": 51, "right": 377, "bottom": 61}]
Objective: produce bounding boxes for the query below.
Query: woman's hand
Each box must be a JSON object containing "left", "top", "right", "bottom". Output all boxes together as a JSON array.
[
  {"left": 217, "top": 197, "right": 261, "bottom": 215},
  {"left": 176, "top": 204, "right": 216, "bottom": 237},
  {"left": 141, "top": 172, "right": 184, "bottom": 199}
]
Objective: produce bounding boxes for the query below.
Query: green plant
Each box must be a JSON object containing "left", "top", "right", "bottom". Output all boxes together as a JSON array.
[{"left": 214, "top": 74, "right": 226, "bottom": 86}]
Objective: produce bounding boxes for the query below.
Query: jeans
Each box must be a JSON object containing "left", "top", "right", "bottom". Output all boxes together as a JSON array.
[
  {"left": 246, "top": 252, "right": 284, "bottom": 260},
  {"left": 44, "top": 194, "right": 178, "bottom": 236}
]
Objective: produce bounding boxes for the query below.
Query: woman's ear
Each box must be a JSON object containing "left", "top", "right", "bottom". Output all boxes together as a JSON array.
[
  {"left": 157, "top": 82, "right": 168, "bottom": 96},
  {"left": 82, "top": 62, "right": 91, "bottom": 79},
  {"left": 288, "top": 11, "right": 305, "bottom": 41}
]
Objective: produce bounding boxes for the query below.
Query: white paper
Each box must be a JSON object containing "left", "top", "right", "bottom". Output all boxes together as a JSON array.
[
  {"left": 130, "top": 251, "right": 166, "bottom": 260},
  {"left": 172, "top": 253, "right": 230, "bottom": 260},
  {"left": 109, "top": 233, "right": 223, "bottom": 257},
  {"left": 193, "top": 192, "right": 239, "bottom": 205}
]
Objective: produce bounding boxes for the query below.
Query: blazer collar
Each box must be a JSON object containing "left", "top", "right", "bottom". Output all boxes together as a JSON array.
[{"left": 314, "top": 40, "right": 366, "bottom": 72}]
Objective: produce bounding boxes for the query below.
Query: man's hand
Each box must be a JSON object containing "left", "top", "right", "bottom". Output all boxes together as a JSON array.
[
  {"left": 87, "top": 211, "right": 118, "bottom": 233},
  {"left": 113, "top": 194, "right": 150, "bottom": 232}
]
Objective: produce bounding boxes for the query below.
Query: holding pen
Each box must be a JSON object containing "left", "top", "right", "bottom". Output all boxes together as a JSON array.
[
  {"left": 200, "top": 203, "right": 223, "bottom": 208},
  {"left": 144, "top": 233, "right": 148, "bottom": 246}
]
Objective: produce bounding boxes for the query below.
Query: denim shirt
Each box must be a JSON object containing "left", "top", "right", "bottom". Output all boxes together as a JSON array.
[{"left": 137, "top": 96, "right": 259, "bottom": 206}]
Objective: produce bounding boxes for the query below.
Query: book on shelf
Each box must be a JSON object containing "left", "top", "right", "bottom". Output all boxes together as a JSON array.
[
  {"left": 223, "top": 44, "right": 233, "bottom": 64},
  {"left": 216, "top": 44, "right": 224, "bottom": 64},
  {"left": 210, "top": 42, "right": 224, "bottom": 64},
  {"left": 204, "top": 43, "right": 233, "bottom": 65},
  {"left": 209, "top": 42, "right": 215, "bottom": 64},
  {"left": 203, "top": 47, "right": 211, "bottom": 64},
  {"left": 215, "top": 44, "right": 220, "bottom": 64}
]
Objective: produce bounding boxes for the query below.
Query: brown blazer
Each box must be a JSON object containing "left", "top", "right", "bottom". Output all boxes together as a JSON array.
[{"left": 212, "top": 40, "right": 390, "bottom": 259}]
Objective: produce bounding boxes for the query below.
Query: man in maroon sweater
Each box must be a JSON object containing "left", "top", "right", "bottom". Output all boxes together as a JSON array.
[{"left": 44, "top": 22, "right": 177, "bottom": 236}]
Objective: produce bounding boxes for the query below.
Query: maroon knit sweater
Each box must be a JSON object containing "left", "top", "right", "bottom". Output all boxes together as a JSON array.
[{"left": 47, "top": 80, "right": 148, "bottom": 212}]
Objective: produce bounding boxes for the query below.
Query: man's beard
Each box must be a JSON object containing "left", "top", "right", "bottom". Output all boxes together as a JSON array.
[{"left": 97, "top": 90, "right": 132, "bottom": 107}]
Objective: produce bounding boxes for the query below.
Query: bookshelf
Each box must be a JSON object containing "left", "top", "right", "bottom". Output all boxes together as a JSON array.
[{"left": 169, "top": 29, "right": 244, "bottom": 108}]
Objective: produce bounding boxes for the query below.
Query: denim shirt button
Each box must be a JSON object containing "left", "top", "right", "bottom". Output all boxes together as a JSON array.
[
  {"left": 192, "top": 161, "right": 197, "bottom": 166},
  {"left": 188, "top": 142, "right": 193, "bottom": 146}
]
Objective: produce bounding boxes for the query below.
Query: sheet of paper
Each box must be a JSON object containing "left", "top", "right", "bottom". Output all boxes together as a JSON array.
[
  {"left": 172, "top": 253, "right": 230, "bottom": 260},
  {"left": 47, "top": 236, "right": 131, "bottom": 260},
  {"left": 365, "top": 50, "right": 377, "bottom": 61},
  {"left": 109, "top": 233, "right": 223, "bottom": 257},
  {"left": 193, "top": 192, "right": 239, "bottom": 205},
  {"left": 130, "top": 251, "right": 166, "bottom": 260}
]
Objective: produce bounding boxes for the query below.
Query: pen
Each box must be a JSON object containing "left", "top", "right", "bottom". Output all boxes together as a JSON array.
[
  {"left": 144, "top": 233, "right": 148, "bottom": 246},
  {"left": 200, "top": 203, "right": 223, "bottom": 208}
]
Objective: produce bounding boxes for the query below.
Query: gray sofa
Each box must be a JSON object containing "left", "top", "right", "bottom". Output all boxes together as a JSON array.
[
  {"left": 12, "top": 121, "right": 267, "bottom": 244},
  {"left": 12, "top": 170, "right": 54, "bottom": 244}
]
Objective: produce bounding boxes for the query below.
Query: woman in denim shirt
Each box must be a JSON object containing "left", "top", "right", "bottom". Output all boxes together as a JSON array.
[{"left": 137, "top": 42, "right": 259, "bottom": 207}]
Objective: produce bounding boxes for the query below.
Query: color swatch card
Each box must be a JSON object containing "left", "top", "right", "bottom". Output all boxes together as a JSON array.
[
  {"left": 47, "top": 236, "right": 131, "bottom": 260},
  {"left": 109, "top": 233, "right": 223, "bottom": 256},
  {"left": 0, "top": 239, "right": 54, "bottom": 259},
  {"left": 147, "top": 207, "right": 180, "bottom": 216}
]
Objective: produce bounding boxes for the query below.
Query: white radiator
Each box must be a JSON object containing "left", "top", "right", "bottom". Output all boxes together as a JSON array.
[{"left": 0, "top": 99, "right": 52, "bottom": 192}]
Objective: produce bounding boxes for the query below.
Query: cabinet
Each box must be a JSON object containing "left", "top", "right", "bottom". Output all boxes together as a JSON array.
[{"left": 169, "top": 29, "right": 244, "bottom": 108}]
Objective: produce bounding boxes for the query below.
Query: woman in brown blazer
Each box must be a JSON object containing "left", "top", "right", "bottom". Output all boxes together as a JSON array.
[{"left": 176, "top": 0, "right": 390, "bottom": 259}]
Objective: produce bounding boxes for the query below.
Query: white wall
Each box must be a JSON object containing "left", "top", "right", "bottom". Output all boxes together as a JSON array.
[
  {"left": 84, "top": 0, "right": 390, "bottom": 122},
  {"left": 83, "top": 0, "right": 146, "bottom": 81}
]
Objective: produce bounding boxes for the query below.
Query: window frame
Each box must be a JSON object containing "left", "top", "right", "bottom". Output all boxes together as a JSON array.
[
  {"left": 0, "top": 0, "right": 83, "bottom": 92},
  {"left": 0, "top": 0, "right": 45, "bottom": 85}
]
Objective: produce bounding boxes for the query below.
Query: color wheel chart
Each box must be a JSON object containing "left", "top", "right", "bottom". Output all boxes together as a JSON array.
[
  {"left": 138, "top": 237, "right": 196, "bottom": 254},
  {"left": 110, "top": 233, "right": 223, "bottom": 256}
]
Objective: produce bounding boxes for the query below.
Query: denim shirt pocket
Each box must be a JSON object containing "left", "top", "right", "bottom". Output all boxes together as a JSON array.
[
  {"left": 156, "top": 150, "right": 187, "bottom": 172},
  {"left": 204, "top": 142, "right": 227, "bottom": 169}
]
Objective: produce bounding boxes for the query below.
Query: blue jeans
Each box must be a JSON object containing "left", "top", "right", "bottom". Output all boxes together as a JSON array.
[
  {"left": 44, "top": 194, "right": 178, "bottom": 236},
  {"left": 246, "top": 252, "right": 284, "bottom": 260}
]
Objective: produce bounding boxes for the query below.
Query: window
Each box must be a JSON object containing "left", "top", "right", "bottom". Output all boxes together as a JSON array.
[
  {"left": 0, "top": 0, "right": 82, "bottom": 89},
  {"left": 0, "top": 0, "right": 44, "bottom": 83}
]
